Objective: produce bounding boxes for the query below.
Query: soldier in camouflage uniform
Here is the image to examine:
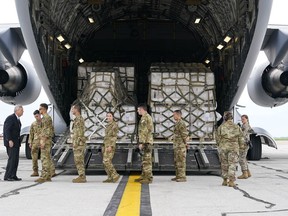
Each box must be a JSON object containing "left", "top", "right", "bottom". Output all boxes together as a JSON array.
[
  {"left": 35, "top": 103, "right": 56, "bottom": 183},
  {"left": 216, "top": 111, "right": 245, "bottom": 187},
  {"left": 238, "top": 114, "right": 253, "bottom": 179},
  {"left": 171, "top": 110, "right": 189, "bottom": 182},
  {"left": 28, "top": 110, "right": 42, "bottom": 177},
  {"left": 135, "top": 104, "right": 154, "bottom": 184},
  {"left": 71, "top": 104, "right": 87, "bottom": 183},
  {"left": 102, "top": 112, "right": 120, "bottom": 183}
]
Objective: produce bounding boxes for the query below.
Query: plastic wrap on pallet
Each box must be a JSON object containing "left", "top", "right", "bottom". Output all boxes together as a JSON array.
[
  {"left": 152, "top": 104, "right": 190, "bottom": 138},
  {"left": 190, "top": 106, "right": 216, "bottom": 139},
  {"left": 118, "top": 66, "right": 135, "bottom": 97},
  {"left": 77, "top": 62, "right": 136, "bottom": 98},
  {"left": 76, "top": 63, "right": 137, "bottom": 140},
  {"left": 149, "top": 62, "right": 217, "bottom": 139}
]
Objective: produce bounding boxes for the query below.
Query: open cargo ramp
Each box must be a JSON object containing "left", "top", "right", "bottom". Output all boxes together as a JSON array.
[{"left": 52, "top": 139, "right": 220, "bottom": 174}]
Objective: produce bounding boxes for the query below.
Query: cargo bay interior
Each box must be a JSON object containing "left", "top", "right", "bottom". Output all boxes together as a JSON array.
[
  {"left": 31, "top": 0, "right": 258, "bottom": 123},
  {"left": 26, "top": 0, "right": 260, "bottom": 171}
]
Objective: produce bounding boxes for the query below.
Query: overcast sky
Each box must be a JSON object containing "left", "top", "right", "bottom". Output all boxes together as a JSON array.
[{"left": 1, "top": 0, "right": 288, "bottom": 137}]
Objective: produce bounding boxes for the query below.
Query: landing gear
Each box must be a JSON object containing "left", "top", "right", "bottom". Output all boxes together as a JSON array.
[
  {"left": 23, "top": 134, "right": 32, "bottom": 159},
  {"left": 247, "top": 134, "right": 262, "bottom": 161}
]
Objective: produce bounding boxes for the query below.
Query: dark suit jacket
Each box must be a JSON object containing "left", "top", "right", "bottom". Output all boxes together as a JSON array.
[{"left": 3, "top": 114, "right": 21, "bottom": 147}]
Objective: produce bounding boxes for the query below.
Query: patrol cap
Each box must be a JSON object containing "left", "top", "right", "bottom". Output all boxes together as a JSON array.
[{"left": 223, "top": 111, "right": 233, "bottom": 120}]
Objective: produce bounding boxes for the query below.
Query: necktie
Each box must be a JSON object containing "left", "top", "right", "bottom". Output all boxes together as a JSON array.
[{"left": 17, "top": 118, "right": 21, "bottom": 128}]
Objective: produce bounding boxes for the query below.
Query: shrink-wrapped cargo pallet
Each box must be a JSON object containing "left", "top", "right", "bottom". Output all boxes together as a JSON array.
[
  {"left": 77, "top": 62, "right": 136, "bottom": 98},
  {"left": 76, "top": 63, "right": 136, "bottom": 140},
  {"left": 149, "top": 63, "right": 217, "bottom": 140}
]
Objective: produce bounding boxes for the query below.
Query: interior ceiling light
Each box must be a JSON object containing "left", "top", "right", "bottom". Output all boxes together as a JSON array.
[
  {"left": 56, "top": 34, "right": 65, "bottom": 42},
  {"left": 88, "top": 17, "right": 95, "bottom": 23},
  {"left": 217, "top": 44, "right": 224, "bottom": 50},
  {"left": 194, "top": 18, "right": 201, "bottom": 24},
  {"left": 79, "top": 58, "right": 84, "bottom": 63},
  {"left": 205, "top": 59, "right": 210, "bottom": 64},
  {"left": 224, "top": 36, "right": 232, "bottom": 43},
  {"left": 64, "top": 43, "right": 72, "bottom": 49}
]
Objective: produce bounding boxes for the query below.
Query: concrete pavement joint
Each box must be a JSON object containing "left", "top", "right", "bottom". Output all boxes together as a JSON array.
[
  {"left": 234, "top": 186, "right": 276, "bottom": 209},
  {"left": 53, "top": 170, "right": 67, "bottom": 176},
  {"left": 0, "top": 183, "right": 40, "bottom": 199},
  {"left": 0, "top": 170, "right": 66, "bottom": 199},
  {"left": 221, "top": 208, "right": 288, "bottom": 215},
  {"left": 249, "top": 162, "right": 288, "bottom": 174},
  {"left": 276, "top": 175, "right": 288, "bottom": 180}
]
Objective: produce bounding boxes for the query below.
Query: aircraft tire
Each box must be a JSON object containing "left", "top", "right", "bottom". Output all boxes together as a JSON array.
[
  {"left": 25, "top": 134, "right": 32, "bottom": 159},
  {"left": 247, "top": 134, "right": 262, "bottom": 161}
]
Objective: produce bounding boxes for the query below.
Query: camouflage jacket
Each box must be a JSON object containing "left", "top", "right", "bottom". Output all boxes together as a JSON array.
[
  {"left": 241, "top": 122, "right": 253, "bottom": 144},
  {"left": 28, "top": 121, "right": 41, "bottom": 144},
  {"left": 216, "top": 120, "right": 245, "bottom": 151},
  {"left": 103, "top": 121, "right": 119, "bottom": 148},
  {"left": 72, "top": 115, "right": 86, "bottom": 146},
  {"left": 173, "top": 119, "right": 188, "bottom": 148},
  {"left": 138, "top": 112, "right": 154, "bottom": 145},
  {"left": 40, "top": 113, "right": 54, "bottom": 139}
]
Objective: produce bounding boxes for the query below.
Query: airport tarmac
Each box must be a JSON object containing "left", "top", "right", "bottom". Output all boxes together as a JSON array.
[{"left": 0, "top": 140, "right": 288, "bottom": 216}]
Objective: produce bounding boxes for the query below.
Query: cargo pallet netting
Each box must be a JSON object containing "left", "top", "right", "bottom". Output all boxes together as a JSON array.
[
  {"left": 149, "top": 62, "right": 217, "bottom": 141},
  {"left": 77, "top": 62, "right": 137, "bottom": 141}
]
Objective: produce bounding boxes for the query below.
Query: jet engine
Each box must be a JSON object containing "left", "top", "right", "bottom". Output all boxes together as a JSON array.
[
  {"left": 248, "top": 59, "right": 288, "bottom": 107},
  {"left": 0, "top": 26, "right": 41, "bottom": 105},
  {"left": 0, "top": 56, "right": 41, "bottom": 105}
]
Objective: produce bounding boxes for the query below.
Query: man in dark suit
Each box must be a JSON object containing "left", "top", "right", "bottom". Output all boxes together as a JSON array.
[{"left": 3, "top": 105, "right": 24, "bottom": 181}]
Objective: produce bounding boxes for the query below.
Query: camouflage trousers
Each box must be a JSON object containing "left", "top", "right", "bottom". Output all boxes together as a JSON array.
[
  {"left": 218, "top": 148, "right": 239, "bottom": 181},
  {"left": 239, "top": 144, "right": 249, "bottom": 171},
  {"left": 73, "top": 145, "right": 86, "bottom": 176},
  {"left": 50, "top": 156, "right": 55, "bottom": 175},
  {"left": 40, "top": 143, "right": 52, "bottom": 179},
  {"left": 102, "top": 146, "right": 118, "bottom": 179},
  {"left": 31, "top": 143, "right": 40, "bottom": 172},
  {"left": 174, "top": 146, "right": 187, "bottom": 179},
  {"left": 141, "top": 144, "right": 153, "bottom": 180}
]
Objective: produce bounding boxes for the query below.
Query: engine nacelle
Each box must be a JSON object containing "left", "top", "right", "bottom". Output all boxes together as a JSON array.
[
  {"left": 0, "top": 26, "right": 41, "bottom": 105},
  {"left": 0, "top": 55, "right": 41, "bottom": 105},
  {"left": 248, "top": 59, "right": 288, "bottom": 107}
]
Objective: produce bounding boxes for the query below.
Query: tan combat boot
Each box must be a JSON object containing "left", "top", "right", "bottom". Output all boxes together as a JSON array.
[
  {"left": 247, "top": 170, "right": 252, "bottom": 178},
  {"left": 134, "top": 176, "right": 144, "bottom": 182},
  {"left": 171, "top": 177, "right": 177, "bottom": 181},
  {"left": 72, "top": 175, "right": 87, "bottom": 183},
  {"left": 30, "top": 171, "right": 39, "bottom": 177},
  {"left": 228, "top": 180, "right": 236, "bottom": 187},
  {"left": 103, "top": 178, "right": 113, "bottom": 183},
  {"left": 139, "top": 179, "right": 152, "bottom": 184},
  {"left": 222, "top": 178, "right": 228, "bottom": 186},
  {"left": 112, "top": 174, "right": 120, "bottom": 183},
  {"left": 176, "top": 178, "right": 187, "bottom": 182},
  {"left": 35, "top": 177, "right": 49, "bottom": 183},
  {"left": 237, "top": 171, "right": 248, "bottom": 179}
]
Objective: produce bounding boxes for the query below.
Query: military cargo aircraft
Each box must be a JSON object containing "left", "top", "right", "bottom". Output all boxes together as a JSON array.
[{"left": 0, "top": 0, "right": 286, "bottom": 172}]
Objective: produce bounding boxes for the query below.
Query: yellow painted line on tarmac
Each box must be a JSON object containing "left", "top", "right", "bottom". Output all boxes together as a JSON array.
[{"left": 116, "top": 175, "right": 141, "bottom": 216}]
